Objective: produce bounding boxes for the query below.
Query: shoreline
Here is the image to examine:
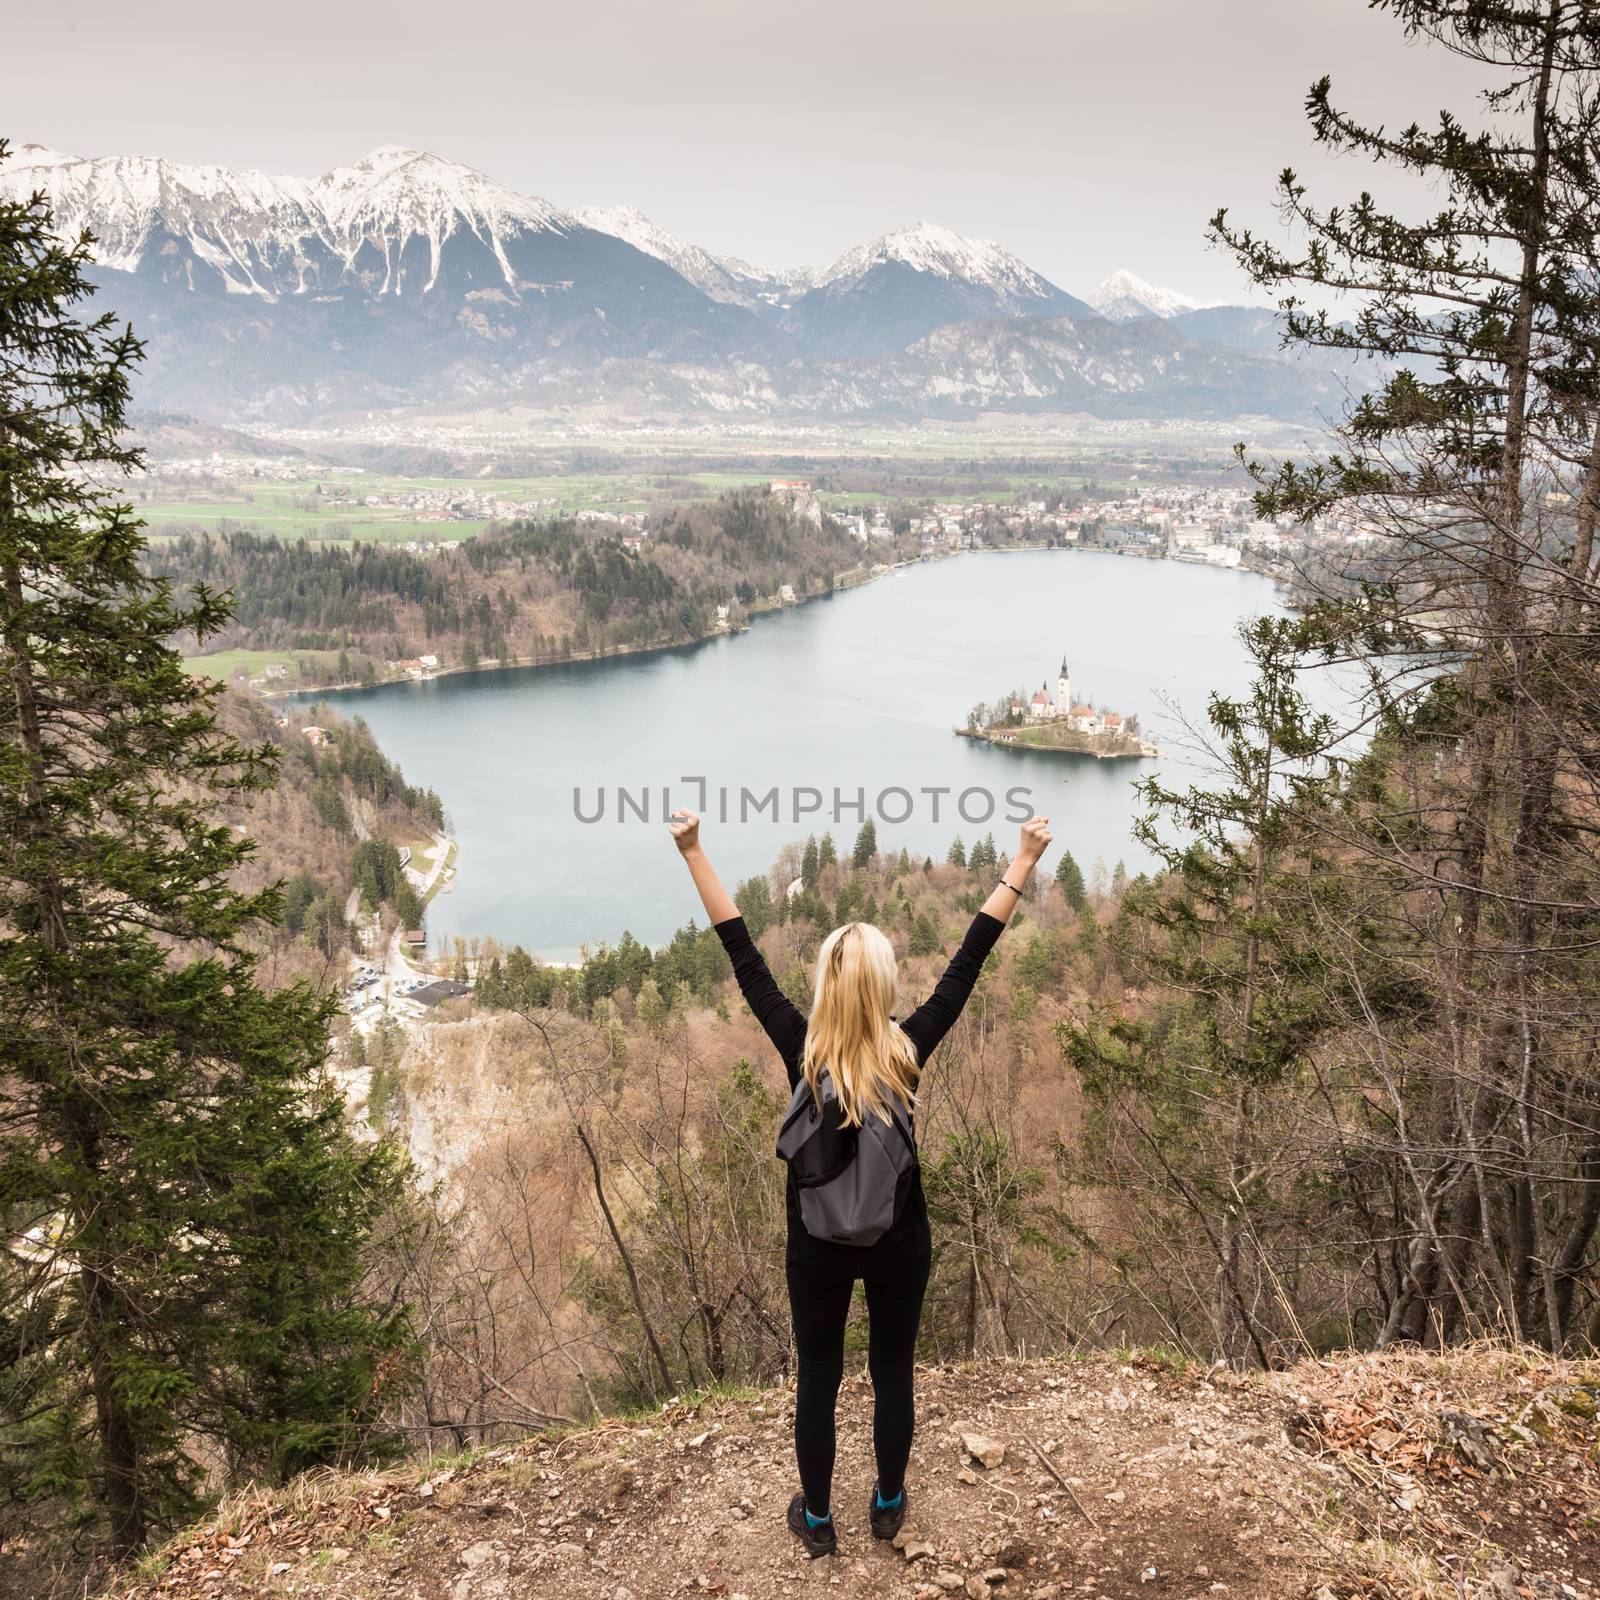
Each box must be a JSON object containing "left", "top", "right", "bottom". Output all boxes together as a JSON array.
[
  {"left": 256, "top": 555, "right": 916, "bottom": 703},
  {"left": 955, "top": 726, "right": 1158, "bottom": 761},
  {"left": 231, "top": 541, "right": 1282, "bottom": 707}
]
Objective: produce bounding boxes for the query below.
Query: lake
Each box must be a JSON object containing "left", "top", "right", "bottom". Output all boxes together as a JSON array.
[{"left": 299, "top": 551, "right": 1287, "bottom": 961}]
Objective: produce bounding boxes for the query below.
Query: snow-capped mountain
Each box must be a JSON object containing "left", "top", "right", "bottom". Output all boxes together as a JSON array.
[
  {"left": 315, "top": 145, "right": 576, "bottom": 295},
  {"left": 1088, "top": 269, "right": 1216, "bottom": 322},
  {"left": 780, "top": 222, "right": 1099, "bottom": 358},
  {"left": 1, "top": 142, "right": 589, "bottom": 298},
  {"left": 2, "top": 140, "right": 1346, "bottom": 422},
  {"left": 813, "top": 223, "right": 1055, "bottom": 304},
  {"left": 1, "top": 140, "right": 770, "bottom": 406},
  {"left": 572, "top": 204, "right": 777, "bottom": 308},
  {"left": 4, "top": 143, "right": 326, "bottom": 285}
]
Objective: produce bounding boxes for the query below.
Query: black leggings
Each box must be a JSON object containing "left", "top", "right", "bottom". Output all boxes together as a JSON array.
[{"left": 785, "top": 1223, "right": 932, "bottom": 1517}]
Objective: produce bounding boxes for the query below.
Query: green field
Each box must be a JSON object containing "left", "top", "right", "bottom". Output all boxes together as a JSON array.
[
  {"left": 135, "top": 467, "right": 788, "bottom": 546},
  {"left": 132, "top": 416, "right": 1274, "bottom": 551},
  {"left": 181, "top": 648, "right": 342, "bottom": 685},
  {"left": 139, "top": 482, "right": 493, "bottom": 547}
]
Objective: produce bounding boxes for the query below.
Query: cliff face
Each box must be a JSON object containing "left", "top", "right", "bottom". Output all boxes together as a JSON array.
[
  {"left": 110, "top": 1349, "right": 1597, "bottom": 1600},
  {"left": 359, "top": 1012, "right": 562, "bottom": 1186}
]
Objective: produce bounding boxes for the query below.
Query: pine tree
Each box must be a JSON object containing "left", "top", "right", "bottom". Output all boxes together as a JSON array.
[
  {"left": 1054, "top": 850, "right": 1087, "bottom": 912},
  {"left": 800, "top": 835, "right": 819, "bottom": 890},
  {"left": 908, "top": 911, "right": 942, "bottom": 958},
  {"left": 1064, "top": 619, "right": 1338, "bottom": 1366},
  {"left": 817, "top": 831, "right": 836, "bottom": 870},
  {"left": 947, "top": 836, "right": 967, "bottom": 868},
  {"left": 394, "top": 879, "right": 425, "bottom": 931},
  {"left": 1209, "top": 1, "right": 1600, "bottom": 1348},
  {"left": 0, "top": 145, "right": 410, "bottom": 1555},
  {"left": 733, "top": 874, "right": 773, "bottom": 937},
  {"left": 851, "top": 818, "right": 877, "bottom": 867}
]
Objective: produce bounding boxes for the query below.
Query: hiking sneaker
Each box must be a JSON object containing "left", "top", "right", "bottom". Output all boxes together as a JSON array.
[
  {"left": 787, "top": 1492, "right": 838, "bottom": 1558},
  {"left": 869, "top": 1482, "right": 907, "bottom": 1541}
]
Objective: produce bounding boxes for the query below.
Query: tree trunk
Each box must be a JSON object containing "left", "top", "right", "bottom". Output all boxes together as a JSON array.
[{"left": 573, "top": 1118, "right": 675, "bottom": 1397}]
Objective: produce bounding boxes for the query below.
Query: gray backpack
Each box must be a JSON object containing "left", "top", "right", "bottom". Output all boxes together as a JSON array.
[{"left": 775, "top": 1069, "right": 918, "bottom": 1246}]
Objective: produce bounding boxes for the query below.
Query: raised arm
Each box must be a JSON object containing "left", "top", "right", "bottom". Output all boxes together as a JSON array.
[
  {"left": 901, "top": 816, "right": 1052, "bottom": 1063},
  {"left": 977, "top": 816, "right": 1053, "bottom": 926},
  {"left": 669, "top": 808, "right": 739, "bottom": 924},
  {"left": 669, "top": 809, "right": 807, "bottom": 1078}
]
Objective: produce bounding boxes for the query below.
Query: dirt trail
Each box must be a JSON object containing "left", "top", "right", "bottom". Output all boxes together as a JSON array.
[{"left": 114, "top": 1350, "right": 1598, "bottom": 1600}]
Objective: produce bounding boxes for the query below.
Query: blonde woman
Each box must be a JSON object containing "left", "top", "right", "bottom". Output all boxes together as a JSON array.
[{"left": 668, "top": 810, "right": 1052, "bottom": 1558}]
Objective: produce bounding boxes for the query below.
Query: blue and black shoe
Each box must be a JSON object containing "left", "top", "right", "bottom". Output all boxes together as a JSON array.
[
  {"left": 869, "top": 1482, "right": 907, "bottom": 1540},
  {"left": 787, "top": 1492, "right": 837, "bottom": 1558}
]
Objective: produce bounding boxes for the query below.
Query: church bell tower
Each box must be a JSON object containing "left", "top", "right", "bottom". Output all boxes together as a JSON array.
[{"left": 1057, "top": 656, "right": 1071, "bottom": 713}]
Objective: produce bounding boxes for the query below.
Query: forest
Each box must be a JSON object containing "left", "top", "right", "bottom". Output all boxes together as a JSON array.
[
  {"left": 210, "top": 694, "right": 447, "bottom": 974},
  {"left": 146, "top": 489, "right": 865, "bottom": 685}
]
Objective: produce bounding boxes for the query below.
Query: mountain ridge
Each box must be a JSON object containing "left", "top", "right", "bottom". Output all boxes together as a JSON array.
[{"left": 2, "top": 141, "right": 1335, "bottom": 423}]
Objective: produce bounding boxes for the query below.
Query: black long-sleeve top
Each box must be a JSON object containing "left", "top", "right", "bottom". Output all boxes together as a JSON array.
[{"left": 713, "top": 911, "right": 1007, "bottom": 1243}]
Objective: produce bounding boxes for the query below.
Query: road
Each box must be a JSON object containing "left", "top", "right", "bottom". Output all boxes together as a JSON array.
[{"left": 341, "top": 831, "right": 455, "bottom": 1037}]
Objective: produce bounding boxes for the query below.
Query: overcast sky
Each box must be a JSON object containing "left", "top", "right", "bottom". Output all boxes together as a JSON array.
[{"left": 15, "top": 0, "right": 1490, "bottom": 300}]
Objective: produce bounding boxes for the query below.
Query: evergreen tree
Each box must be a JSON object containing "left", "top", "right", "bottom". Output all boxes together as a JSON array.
[
  {"left": 851, "top": 818, "right": 877, "bottom": 867},
  {"left": 351, "top": 837, "right": 404, "bottom": 910},
  {"left": 817, "top": 831, "right": 837, "bottom": 870},
  {"left": 734, "top": 873, "right": 773, "bottom": 937},
  {"left": 947, "top": 836, "right": 967, "bottom": 868},
  {"left": 393, "top": 879, "right": 425, "bottom": 932},
  {"left": 0, "top": 150, "right": 410, "bottom": 1554},
  {"left": 1054, "top": 850, "right": 1087, "bottom": 912},
  {"left": 1207, "top": 0, "right": 1600, "bottom": 1349},
  {"left": 1014, "top": 928, "right": 1066, "bottom": 994},
  {"left": 800, "top": 834, "right": 820, "bottom": 889},
  {"left": 636, "top": 977, "right": 671, "bottom": 1031},
  {"left": 1063, "top": 619, "right": 1338, "bottom": 1366},
  {"left": 908, "top": 911, "right": 943, "bottom": 958}
]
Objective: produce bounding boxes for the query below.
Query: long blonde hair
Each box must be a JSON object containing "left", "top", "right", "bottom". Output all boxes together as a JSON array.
[{"left": 801, "top": 922, "right": 920, "bottom": 1128}]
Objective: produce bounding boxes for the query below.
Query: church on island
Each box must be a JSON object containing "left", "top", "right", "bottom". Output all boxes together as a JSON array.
[{"left": 1015, "top": 658, "right": 1125, "bottom": 738}]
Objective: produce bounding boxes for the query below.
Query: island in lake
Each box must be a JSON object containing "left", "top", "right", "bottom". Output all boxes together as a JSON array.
[{"left": 957, "top": 655, "right": 1157, "bottom": 760}]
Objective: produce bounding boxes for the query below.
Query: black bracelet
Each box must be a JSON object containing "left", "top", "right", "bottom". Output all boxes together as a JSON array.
[{"left": 1000, "top": 878, "right": 1023, "bottom": 895}]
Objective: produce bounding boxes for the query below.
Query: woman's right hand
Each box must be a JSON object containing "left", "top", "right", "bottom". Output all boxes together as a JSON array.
[
  {"left": 1017, "top": 815, "right": 1053, "bottom": 864},
  {"left": 668, "top": 808, "right": 702, "bottom": 856}
]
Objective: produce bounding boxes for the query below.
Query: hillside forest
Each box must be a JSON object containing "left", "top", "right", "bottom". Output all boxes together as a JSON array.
[{"left": 147, "top": 490, "right": 866, "bottom": 686}]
